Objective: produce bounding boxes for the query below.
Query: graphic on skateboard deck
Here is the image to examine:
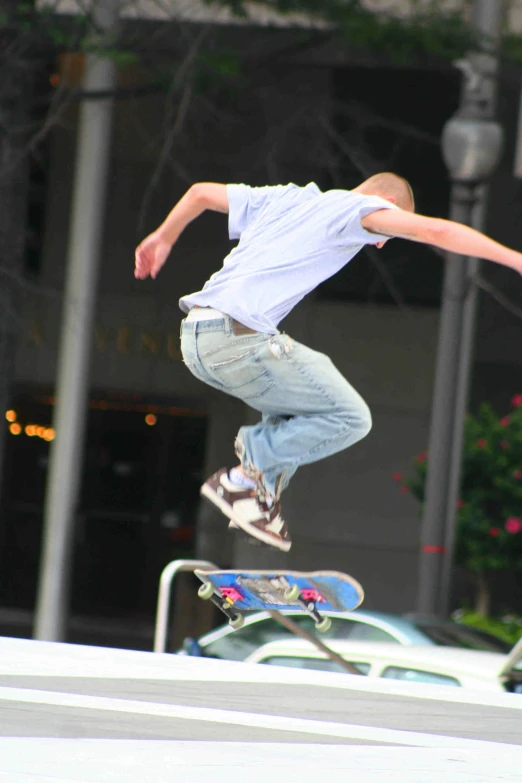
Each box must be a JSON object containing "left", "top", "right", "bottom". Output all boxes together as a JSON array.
[{"left": 195, "top": 569, "right": 364, "bottom": 632}]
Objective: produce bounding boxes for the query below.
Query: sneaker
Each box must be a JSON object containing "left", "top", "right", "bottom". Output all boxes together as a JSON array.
[
  {"left": 228, "top": 499, "right": 292, "bottom": 552},
  {"left": 201, "top": 467, "right": 257, "bottom": 520},
  {"left": 247, "top": 498, "right": 292, "bottom": 552},
  {"left": 201, "top": 468, "right": 292, "bottom": 552}
]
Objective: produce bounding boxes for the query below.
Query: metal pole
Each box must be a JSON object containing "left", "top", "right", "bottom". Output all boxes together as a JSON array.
[
  {"left": 417, "top": 0, "right": 505, "bottom": 616},
  {"left": 416, "top": 194, "right": 474, "bottom": 614},
  {"left": 154, "top": 560, "right": 218, "bottom": 654},
  {"left": 438, "top": 196, "right": 485, "bottom": 615},
  {"left": 437, "top": 3, "right": 505, "bottom": 617},
  {"left": 34, "top": 0, "right": 120, "bottom": 641}
]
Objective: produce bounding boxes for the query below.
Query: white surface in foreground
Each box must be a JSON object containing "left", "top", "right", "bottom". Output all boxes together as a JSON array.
[
  {"left": 1, "top": 635, "right": 521, "bottom": 712},
  {"left": 1, "top": 741, "right": 521, "bottom": 783},
  {"left": 0, "top": 684, "right": 517, "bottom": 752}
]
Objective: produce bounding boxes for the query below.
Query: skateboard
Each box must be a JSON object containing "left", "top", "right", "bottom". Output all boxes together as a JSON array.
[{"left": 194, "top": 569, "right": 364, "bottom": 632}]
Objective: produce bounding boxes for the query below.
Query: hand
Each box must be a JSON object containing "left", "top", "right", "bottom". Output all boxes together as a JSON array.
[{"left": 134, "top": 231, "right": 173, "bottom": 280}]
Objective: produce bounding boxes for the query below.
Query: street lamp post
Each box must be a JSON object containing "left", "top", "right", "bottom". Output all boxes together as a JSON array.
[
  {"left": 416, "top": 0, "right": 505, "bottom": 616},
  {"left": 34, "top": 0, "right": 120, "bottom": 641}
]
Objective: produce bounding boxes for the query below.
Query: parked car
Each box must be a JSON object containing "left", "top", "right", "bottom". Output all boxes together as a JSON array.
[
  {"left": 178, "top": 608, "right": 513, "bottom": 661},
  {"left": 244, "top": 638, "right": 522, "bottom": 693}
]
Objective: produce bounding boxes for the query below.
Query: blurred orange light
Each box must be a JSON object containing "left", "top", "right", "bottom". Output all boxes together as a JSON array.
[
  {"left": 49, "top": 73, "right": 60, "bottom": 87},
  {"left": 145, "top": 414, "right": 157, "bottom": 426},
  {"left": 44, "top": 428, "right": 55, "bottom": 441},
  {"left": 25, "top": 425, "right": 36, "bottom": 437},
  {"left": 9, "top": 423, "right": 21, "bottom": 435},
  {"left": 5, "top": 410, "right": 16, "bottom": 422},
  {"left": 36, "top": 427, "right": 46, "bottom": 438}
]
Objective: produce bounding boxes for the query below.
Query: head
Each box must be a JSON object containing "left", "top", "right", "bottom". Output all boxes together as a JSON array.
[
  {"left": 352, "top": 172, "right": 415, "bottom": 248},
  {"left": 353, "top": 172, "right": 415, "bottom": 212}
]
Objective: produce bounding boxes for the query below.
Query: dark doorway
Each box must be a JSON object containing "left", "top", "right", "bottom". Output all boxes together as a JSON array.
[{"left": 0, "top": 387, "right": 207, "bottom": 635}]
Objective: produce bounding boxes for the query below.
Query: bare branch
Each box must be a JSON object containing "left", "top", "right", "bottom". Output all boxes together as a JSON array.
[
  {"left": 334, "top": 101, "right": 440, "bottom": 147},
  {"left": 364, "top": 244, "right": 416, "bottom": 319},
  {"left": 317, "top": 114, "right": 375, "bottom": 179},
  {"left": 474, "top": 274, "right": 522, "bottom": 323},
  {"left": 136, "top": 25, "right": 211, "bottom": 233}
]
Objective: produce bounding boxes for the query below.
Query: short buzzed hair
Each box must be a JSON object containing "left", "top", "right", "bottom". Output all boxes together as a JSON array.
[{"left": 355, "top": 172, "right": 415, "bottom": 212}]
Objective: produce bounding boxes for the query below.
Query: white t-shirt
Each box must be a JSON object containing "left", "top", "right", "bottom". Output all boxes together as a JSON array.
[{"left": 179, "top": 182, "right": 397, "bottom": 334}]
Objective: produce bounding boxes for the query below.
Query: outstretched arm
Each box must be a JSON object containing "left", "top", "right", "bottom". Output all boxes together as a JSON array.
[
  {"left": 135, "top": 183, "right": 228, "bottom": 280},
  {"left": 361, "top": 209, "right": 522, "bottom": 275}
]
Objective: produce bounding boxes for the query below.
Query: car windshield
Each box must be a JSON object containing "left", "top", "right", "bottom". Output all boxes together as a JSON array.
[
  {"left": 413, "top": 621, "right": 511, "bottom": 653},
  {"left": 202, "top": 615, "right": 398, "bottom": 661}
]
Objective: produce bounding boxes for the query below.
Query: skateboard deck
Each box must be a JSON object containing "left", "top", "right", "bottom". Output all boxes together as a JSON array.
[{"left": 195, "top": 569, "right": 364, "bottom": 629}]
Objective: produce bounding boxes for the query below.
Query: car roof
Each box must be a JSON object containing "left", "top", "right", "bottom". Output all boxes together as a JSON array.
[{"left": 249, "top": 639, "right": 509, "bottom": 677}]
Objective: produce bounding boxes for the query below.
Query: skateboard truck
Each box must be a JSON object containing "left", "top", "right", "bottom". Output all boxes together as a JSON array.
[
  {"left": 197, "top": 582, "right": 245, "bottom": 629},
  {"left": 283, "top": 584, "right": 332, "bottom": 632}
]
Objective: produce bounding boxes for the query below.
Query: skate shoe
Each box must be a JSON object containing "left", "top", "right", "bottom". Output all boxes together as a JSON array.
[
  {"left": 201, "top": 467, "right": 257, "bottom": 519},
  {"left": 228, "top": 497, "right": 292, "bottom": 552},
  {"left": 201, "top": 468, "right": 292, "bottom": 552}
]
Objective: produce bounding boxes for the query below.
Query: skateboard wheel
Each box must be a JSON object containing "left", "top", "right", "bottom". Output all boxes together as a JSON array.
[
  {"left": 284, "top": 584, "right": 300, "bottom": 602},
  {"left": 315, "top": 617, "right": 332, "bottom": 633},
  {"left": 229, "top": 613, "right": 245, "bottom": 630},
  {"left": 198, "top": 582, "right": 215, "bottom": 600}
]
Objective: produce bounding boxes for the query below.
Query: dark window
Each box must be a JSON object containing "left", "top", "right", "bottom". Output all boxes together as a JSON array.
[
  {"left": 317, "top": 66, "right": 461, "bottom": 307},
  {"left": 413, "top": 622, "right": 511, "bottom": 653},
  {"left": 381, "top": 666, "right": 460, "bottom": 687},
  {"left": 25, "top": 61, "right": 55, "bottom": 277}
]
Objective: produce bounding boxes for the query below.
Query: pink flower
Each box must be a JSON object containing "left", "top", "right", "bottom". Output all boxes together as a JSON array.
[
  {"left": 514, "top": 470, "right": 522, "bottom": 480},
  {"left": 477, "top": 438, "right": 487, "bottom": 448},
  {"left": 505, "top": 517, "right": 522, "bottom": 534},
  {"left": 392, "top": 472, "right": 403, "bottom": 482},
  {"left": 511, "top": 394, "right": 522, "bottom": 408},
  {"left": 416, "top": 451, "right": 428, "bottom": 464},
  {"left": 456, "top": 499, "right": 466, "bottom": 509},
  {"left": 500, "top": 416, "right": 510, "bottom": 427},
  {"left": 399, "top": 485, "right": 409, "bottom": 494},
  {"left": 501, "top": 441, "right": 510, "bottom": 450},
  {"left": 489, "top": 527, "right": 501, "bottom": 537}
]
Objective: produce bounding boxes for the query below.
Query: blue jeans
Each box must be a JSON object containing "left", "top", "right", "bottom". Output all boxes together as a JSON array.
[{"left": 180, "top": 314, "right": 372, "bottom": 500}]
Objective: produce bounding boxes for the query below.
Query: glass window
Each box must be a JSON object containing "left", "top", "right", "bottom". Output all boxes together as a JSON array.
[
  {"left": 348, "top": 624, "right": 398, "bottom": 643},
  {"left": 203, "top": 617, "right": 293, "bottom": 661},
  {"left": 202, "top": 614, "right": 399, "bottom": 661},
  {"left": 381, "top": 666, "right": 461, "bottom": 687},
  {"left": 203, "top": 615, "right": 349, "bottom": 660},
  {"left": 262, "top": 657, "right": 371, "bottom": 675},
  {"left": 413, "top": 622, "right": 511, "bottom": 653},
  {"left": 290, "top": 616, "right": 360, "bottom": 640}
]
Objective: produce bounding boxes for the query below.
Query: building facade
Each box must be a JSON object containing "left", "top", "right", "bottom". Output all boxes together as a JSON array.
[{"left": 3, "top": 6, "right": 522, "bottom": 646}]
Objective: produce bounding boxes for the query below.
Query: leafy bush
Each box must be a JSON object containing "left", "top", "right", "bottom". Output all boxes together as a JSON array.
[
  {"left": 395, "top": 395, "right": 522, "bottom": 614},
  {"left": 453, "top": 609, "right": 522, "bottom": 647}
]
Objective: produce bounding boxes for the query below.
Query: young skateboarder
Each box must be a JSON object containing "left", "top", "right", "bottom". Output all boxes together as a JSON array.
[{"left": 135, "top": 174, "right": 522, "bottom": 552}]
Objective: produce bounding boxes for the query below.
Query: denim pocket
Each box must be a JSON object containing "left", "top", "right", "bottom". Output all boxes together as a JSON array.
[{"left": 206, "top": 344, "right": 274, "bottom": 399}]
